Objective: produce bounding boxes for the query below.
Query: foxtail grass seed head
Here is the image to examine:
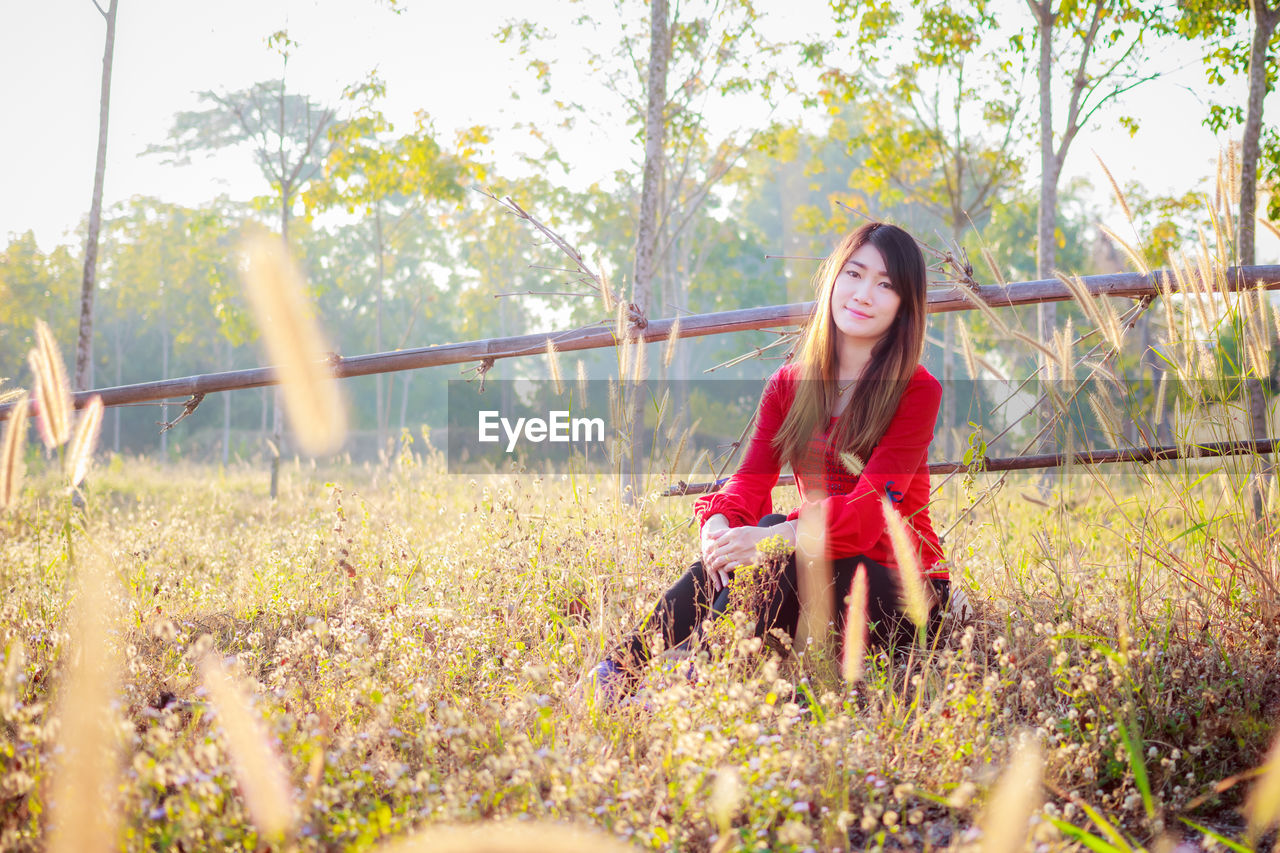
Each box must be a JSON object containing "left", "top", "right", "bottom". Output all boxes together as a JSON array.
[
  {"left": 1245, "top": 720, "right": 1280, "bottom": 843},
  {"left": 795, "top": 496, "right": 832, "bottom": 648},
  {"left": 839, "top": 451, "right": 864, "bottom": 477},
  {"left": 630, "top": 330, "right": 648, "bottom": 384},
  {"left": 980, "top": 247, "right": 1006, "bottom": 286},
  {"left": 963, "top": 288, "right": 1009, "bottom": 336},
  {"left": 881, "top": 495, "right": 927, "bottom": 629},
  {"left": 1259, "top": 216, "right": 1280, "bottom": 245},
  {"left": 0, "top": 393, "right": 29, "bottom": 511},
  {"left": 710, "top": 765, "right": 743, "bottom": 831},
  {"left": 201, "top": 654, "right": 294, "bottom": 841},
  {"left": 35, "top": 319, "right": 71, "bottom": 444},
  {"left": 1059, "top": 273, "right": 1102, "bottom": 331},
  {"left": 545, "top": 340, "right": 564, "bottom": 396},
  {"left": 66, "top": 395, "right": 103, "bottom": 488},
  {"left": 957, "top": 317, "right": 979, "bottom": 379},
  {"left": 1011, "top": 330, "right": 1058, "bottom": 368},
  {"left": 597, "top": 253, "right": 615, "bottom": 311},
  {"left": 576, "top": 358, "right": 588, "bottom": 402},
  {"left": 842, "top": 565, "right": 869, "bottom": 683},
  {"left": 48, "top": 544, "right": 119, "bottom": 853},
  {"left": 1095, "top": 153, "right": 1134, "bottom": 226},
  {"left": 979, "top": 738, "right": 1044, "bottom": 853},
  {"left": 239, "top": 231, "right": 346, "bottom": 455},
  {"left": 1098, "top": 225, "right": 1150, "bottom": 277},
  {"left": 27, "top": 322, "right": 72, "bottom": 450},
  {"left": 1087, "top": 391, "right": 1120, "bottom": 438},
  {"left": 663, "top": 316, "right": 680, "bottom": 369},
  {"left": 1058, "top": 315, "right": 1074, "bottom": 382}
]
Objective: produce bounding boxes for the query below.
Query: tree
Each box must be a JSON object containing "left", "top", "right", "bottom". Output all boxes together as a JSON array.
[
  {"left": 1176, "top": 0, "right": 1280, "bottom": 515},
  {"left": 304, "top": 74, "right": 467, "bottom": 453},
  {"left": 498, "top": 0, "right": 793, "bottom": 328},
  {"left": 1176, "top": 0, "right": 1280, "bottom": 265},
  {"left": 148, "top": 33, "right": 334, "bottom": 495},
  {"left": 99, "top": 198, "right": 241, "bottom": 455},
  {"left": 76, "top": 0, "right": 120, "bottom": 392},
  {"left": 827, "top": 1, "right": 1027, "bottom": 241},
  {"left": 1, "top": 233, "right": 81, "bottom": 375},
  {"left": 500, "top": 0, "right": 795, "bottom": 496},
  {"left": 823, "top": 0, "right": 1029, "bottom": 455},
  {"left": 634, "top": 0, "right": 669, "bottom": 331},
  {"left": 1018, "top": 0, "right": 1158, "bottom": 349}
]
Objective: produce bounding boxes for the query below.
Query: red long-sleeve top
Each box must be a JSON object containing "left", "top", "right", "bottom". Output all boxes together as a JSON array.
[{"left": 693, "top": 362, "right": 946, "bottom": 578}]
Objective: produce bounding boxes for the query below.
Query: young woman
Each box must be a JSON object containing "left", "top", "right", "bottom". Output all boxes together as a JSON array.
[{"left": 585, "top": 222, "right": 947, "bottom": 701}]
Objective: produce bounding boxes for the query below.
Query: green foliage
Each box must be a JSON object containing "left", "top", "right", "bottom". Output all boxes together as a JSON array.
[
  {"left": 0, "top": 233, "right": 79, "bottom": 375},
  {"left": 1173, "top": 0, "right": 1280, "bottom": 226},
  {"left": 821, "top": 0, "right": 1026, "bottom": 240}
]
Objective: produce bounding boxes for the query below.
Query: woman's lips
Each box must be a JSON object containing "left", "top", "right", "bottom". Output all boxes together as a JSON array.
[{"left": 844, "top": 306, "right": 871, "bottom": 319}]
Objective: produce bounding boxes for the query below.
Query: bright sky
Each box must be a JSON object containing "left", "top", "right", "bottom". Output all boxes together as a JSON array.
[{"left": 2, "top": 0, "right": 1276, "bottom": 261}]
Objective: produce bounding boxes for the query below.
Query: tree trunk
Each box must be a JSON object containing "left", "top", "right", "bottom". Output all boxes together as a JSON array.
[
  {"left": 112, "top": 321, "right": 122, "bottom": 452},
  {"left": 1033, "top": 0, "right": 1057, "bottom": 282},
  {"left": 628, "top": 0, "right": 670, "bottom": 501},
  {"left": 374, "top": 205, "right": 387, "bottom": 456},
  {"left": 1238, "top": 0, "right": 1280, "bottom": 267},
  {"left": 159, "top": 315, "right": 170, "bottom": 457},
  {"left": 399, "top": 370, "right": 412, "bottom": 435},
  {"left": 1238, "top": 1, "right": 1280, "bottom": 517},
  {"left": 943, "top": 313, "right": 956, "bottom": 457},
  {"left": 270, "top": 190, "right": 291, "bottom": 498},
  {"left": 1031, "top": 0, "right": 1060, "bottom": 492},
  {"left": 222, "top": 338, "right": 232, "bottom": 465},
  {"left": 76, "top": 0, "right": 119, "bottom": 392}
]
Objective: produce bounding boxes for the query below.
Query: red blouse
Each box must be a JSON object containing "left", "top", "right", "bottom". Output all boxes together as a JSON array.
[{"left": 693, "top": 362, "right": 946, "bottom": 578}]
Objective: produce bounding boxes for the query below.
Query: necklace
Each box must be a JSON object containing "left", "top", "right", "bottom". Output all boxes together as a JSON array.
[{"left": 837, "top": 379, "right": 856, "bottom": 396}]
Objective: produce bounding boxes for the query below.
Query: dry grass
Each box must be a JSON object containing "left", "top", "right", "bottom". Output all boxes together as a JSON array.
[
  {"left": 1, "top": 198, "right": 1278, "bottom": 851},
  {"left": 0, "top": 438, "right": 1274, "bottom": 852},
  {"left": 0, "top": 392, "right": 29, "bottom": 509}
]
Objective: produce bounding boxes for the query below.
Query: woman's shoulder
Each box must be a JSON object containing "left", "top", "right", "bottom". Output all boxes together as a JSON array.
[
  {"left": 761, "top": 361, "right": 800, "bottom": 391},
  {"left": 909, "top": 363, "right": 941, "bottom": 390},
  {"left": 755, "top": 362, "right": 800, "bottom": 408},
  {"left": 906, "top": 363, "right": 943, "bottom": 403}
]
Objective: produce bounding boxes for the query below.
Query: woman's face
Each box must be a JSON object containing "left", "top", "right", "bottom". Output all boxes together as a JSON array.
[{"left": 830, "top": 242, "right": 903, "bottom": 346}]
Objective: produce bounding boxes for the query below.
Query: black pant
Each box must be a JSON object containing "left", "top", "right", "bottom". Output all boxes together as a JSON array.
[{"left": 618, "top": 514, "right": 949, "bottom": 669}]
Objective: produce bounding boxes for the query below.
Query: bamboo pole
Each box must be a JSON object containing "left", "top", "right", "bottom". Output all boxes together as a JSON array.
[
  {"left": 3, "top": 265, "right": 1279, "bottom": 422},
  {"left": 662, "top": 436, "right": 1280, "bottom": 496}
]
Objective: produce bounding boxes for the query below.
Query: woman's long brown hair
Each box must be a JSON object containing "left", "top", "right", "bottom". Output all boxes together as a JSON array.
[{"left": 772, "top": 222, "right": 928, "bottom": 474}]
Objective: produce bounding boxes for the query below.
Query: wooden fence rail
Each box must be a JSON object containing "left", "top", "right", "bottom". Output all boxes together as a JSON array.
[
  {"left": 663, "top": 436, "right": 1280, "bottom": 496},
  {"left": 3, "top": 264, "right": 1279, "bottom": 423}
]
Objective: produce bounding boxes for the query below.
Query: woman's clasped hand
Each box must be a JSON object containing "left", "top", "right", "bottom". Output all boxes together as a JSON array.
[{"left": 699, "top": 516, "right": 795, "bottom": 591}]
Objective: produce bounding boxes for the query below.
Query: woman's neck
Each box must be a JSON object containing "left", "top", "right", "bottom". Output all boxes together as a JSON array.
[{"left": 835, "top": 336, "right": 877, "bottom": 382}]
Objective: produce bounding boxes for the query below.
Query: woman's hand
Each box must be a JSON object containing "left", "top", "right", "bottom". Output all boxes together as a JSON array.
[{"left": 701, "top": 521, "right": 796, "bottom": 591}]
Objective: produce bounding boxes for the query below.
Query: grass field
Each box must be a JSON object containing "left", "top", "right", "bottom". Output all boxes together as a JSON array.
[
  {"left": 1, "top": 437, "right": 1278, "bottom": 851},
  {"left": 4, "top": 217, "right": 1280, "bottom": 850}
]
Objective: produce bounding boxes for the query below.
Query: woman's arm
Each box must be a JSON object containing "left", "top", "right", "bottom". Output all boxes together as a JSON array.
[{"left": 691, "top": 367, "right": 793, "bottom": 529}]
